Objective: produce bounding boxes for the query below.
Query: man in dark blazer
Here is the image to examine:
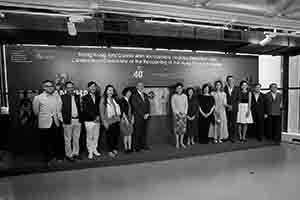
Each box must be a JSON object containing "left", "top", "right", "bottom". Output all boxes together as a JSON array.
[
  {"left": 251, "top": 83, "right": 265, "bottom": 141},
  {"left": 131, "top": 82, "right": 150, "bottom": 152},
  {"left": 264, "top": 83, "right": 282, "bottom": 142},
  {"left": 81, "top": 81, "right": 101, "bottom": 159},
  {"left": 224, "top": 75, "right": 239, "bottom": 142},
  {"left": 61, "top": 81, "right": 82, "bottom": 162}
]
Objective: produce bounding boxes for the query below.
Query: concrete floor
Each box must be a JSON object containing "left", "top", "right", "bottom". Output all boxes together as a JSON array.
[{"left": 0, "top": 143, "right": 299, "bottom": 200}]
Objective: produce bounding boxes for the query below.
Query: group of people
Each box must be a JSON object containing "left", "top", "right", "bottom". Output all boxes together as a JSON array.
[
  {"left": 31, "top": 75, "right": 282, "bottom": 165},
  {"left": 32, "top": 81, "right": 150, "bottom": 164},
  {"left": 171, "top": 75, "right": 282, "bottom": 149}
]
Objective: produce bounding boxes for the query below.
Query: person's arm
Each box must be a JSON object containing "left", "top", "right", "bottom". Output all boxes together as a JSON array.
[
  {"left": 119, "top": 99, "right": 128, "bottom": 121},
  {"left": 263, "top": 93, "right": 269, "bottom": 118},
  {"left": 184, "top": 95, "right": 188, "bottom": 116},
  {"left": 32, "top": 96, "right": 40, "bottom": 116},
  {"left": 223, "top": 92, "right": 228, "bottom": 107},
  {"left": 171, "top": 95, "right": 178, "bottom": 115},
  {"left": 199, "top": 106, "right": 206, "bottom": 117},
  {"left": 246, "top": 92, "right": 251, "bottom": 117},
  {"left": 57, "top": 95, "right": 63, "bottom": 122},
  {"left": 279, "top": 93, "right": 283, "bottom": 110},
  {"left": 208, "top": 104, "right": 215, "bottom": 116},
  {"left": 100, "top": 98, "right": 108, "bottom": 128}
]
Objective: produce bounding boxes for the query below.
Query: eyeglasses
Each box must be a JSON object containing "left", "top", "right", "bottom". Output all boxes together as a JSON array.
[{"left": 44, "top": 85, "right": 54, "bottom": 88}]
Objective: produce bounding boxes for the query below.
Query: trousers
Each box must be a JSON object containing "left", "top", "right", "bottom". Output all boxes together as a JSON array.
[
  {"left": 85, "top": 121, "right": 100, "bottom": 154},
  {"left": 63, "top": 119, "right": 81, "bottom": 157}
]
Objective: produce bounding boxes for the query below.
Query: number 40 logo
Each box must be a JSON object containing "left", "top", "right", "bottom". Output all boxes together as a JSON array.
[{"left": 133, "top": 66, "right": 144, "bottom": 79}]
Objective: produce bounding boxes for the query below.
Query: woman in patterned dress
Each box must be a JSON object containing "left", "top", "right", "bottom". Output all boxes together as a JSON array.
[{"left": 171, "top": 83, "right": 188, "bottom": 149}]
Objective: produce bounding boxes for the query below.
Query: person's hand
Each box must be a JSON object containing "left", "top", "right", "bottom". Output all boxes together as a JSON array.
[
  {"left": 227, "top": 105, "right": 232, "bottom": 111},
  {"left": 246, "top": 111, "right": 250, "bottom": 118},
  {"left": 103, "top": 121, "right": 109, "bottom": 129},
  {"left": 95, "top": 116, "right": 100, "bottom": 123},
  {"left": 264, "top": 114, "right": 268, "bottom": 119},
  {"left": 144, "top": 113, "right": 150, "bottom": 120},
  {"left": 191, "top": 116, "right": 195, "bottom": 120}
]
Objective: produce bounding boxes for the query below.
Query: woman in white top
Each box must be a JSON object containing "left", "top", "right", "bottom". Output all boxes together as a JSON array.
[
  {"left": 171, "top": 82, "right": 188, "bottom": 149},
  {"left": 100, "top": 85, "right": 121, "bottom": 158}
]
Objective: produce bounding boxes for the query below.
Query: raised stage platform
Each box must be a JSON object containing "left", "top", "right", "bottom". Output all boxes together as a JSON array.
[{"left": 0, "top": 139, "right": 278, "bottom": 177}]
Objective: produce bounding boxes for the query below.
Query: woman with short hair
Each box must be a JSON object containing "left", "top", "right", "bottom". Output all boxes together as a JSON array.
[
  {"left": 171, "top": 82, "right": 188, "bottom": 149},
  {"left": 119, "top": 87, "right": 134, "bottom": 153}
]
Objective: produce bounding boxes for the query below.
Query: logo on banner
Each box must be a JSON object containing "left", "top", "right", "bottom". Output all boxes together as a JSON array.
[{"left": 133, "top": 66, "right": 144, "bottom": 79}]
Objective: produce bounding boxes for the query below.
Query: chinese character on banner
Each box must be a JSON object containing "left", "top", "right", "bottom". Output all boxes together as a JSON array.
[{"left": 133, "top": 66, "right": 144, "bottom": 79}]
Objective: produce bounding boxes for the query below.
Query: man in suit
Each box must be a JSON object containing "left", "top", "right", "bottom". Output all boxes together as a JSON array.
[
  {"left": 224, "top": 75, "right": 239, "bottom": 142},
  {"left": 264, "top": 83, "right": 282, "bottom": 142},
  {"left": 131, "top": 82, "right": 150, "bottom": 152},
  {"left": 61, "top": 81, "right": 82, "bottom": 162},
  {"left": 251, "top": 83, "right": 265, "bottom": 141},
  {"left": 81, "top": 81, "right": 101, "bottom": 159},
  {"left": 33, "top": 80, "right": 63, "bottom": 164}
]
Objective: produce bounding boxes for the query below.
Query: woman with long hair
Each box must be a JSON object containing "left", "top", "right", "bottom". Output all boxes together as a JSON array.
[
  {"left": 209, "top": 81, "right": 229, "bottom": 143},
  {"left": 236, "top": 80, "right": 253, "bottom": 142},
  {"left": 171, "top": 83, "right": 188, "bottom": 149},
  {"left": 100, "top": 85, "right": 122, "bottom": 157},
  {"left": 119, "top": 87, "right": 134, "bottom": 153},
  {"left": 186, "top": 87, "right": 198, "bottom": 146}
]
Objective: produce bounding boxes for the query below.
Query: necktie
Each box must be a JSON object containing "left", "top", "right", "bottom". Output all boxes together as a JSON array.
[{"left": 140, "top": 92, "right": 145, "bottom": 101}]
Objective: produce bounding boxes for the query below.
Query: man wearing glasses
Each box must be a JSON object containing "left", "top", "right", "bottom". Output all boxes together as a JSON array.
[{"left": 33, "top": 80, "right": 63, "bottom": 165}]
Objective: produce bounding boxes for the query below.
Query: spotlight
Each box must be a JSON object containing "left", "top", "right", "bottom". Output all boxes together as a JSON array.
[
  {"left": 67, "top": 21, "right": 77, "bottom": 36},
  {"left": 66, "top": 16, "right": 87, "bottom": 36},
  {"left": 259, "top": 34, "right": 273, "bottom": 46}
]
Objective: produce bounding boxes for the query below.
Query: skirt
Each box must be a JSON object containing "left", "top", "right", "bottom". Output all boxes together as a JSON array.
[
  {"left": 173, "top": 114, "right": 187, "bottom": 135},
  {"left": 237, "top": 103, "right": 253, "bottom": 124},
  {"left": 186, "top": 118, "right": 198, "bottom": 137},
  {"left": 120, "top": 118, "right": 133, "bottom": 136}
]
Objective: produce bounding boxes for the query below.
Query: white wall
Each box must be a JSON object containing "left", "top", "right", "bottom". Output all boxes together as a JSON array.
[{"left": 259, "top": 55, "right": 282, "bottom": 88}]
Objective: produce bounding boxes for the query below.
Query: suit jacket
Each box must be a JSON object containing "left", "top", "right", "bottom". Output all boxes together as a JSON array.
[
  {"left": 264, "top": 92, "right": 282, "bottom": 116},
  {"left": 32, "top": 92, "right": 62, "bottom": 129},
  {"left": 81, "top": 93, "right": 100, "bottom": 122},
  {"left": 131, "top": 91, "right": 150, "bottom": 120},
  {"left": 251, "top": 92, "right": 265, "bottom": 119},
  {"left": 61, "top": 94, "right": 82, "bottom": 124},
  {"left": 224, "top": 85, "right": 239, "bottom": 112}
]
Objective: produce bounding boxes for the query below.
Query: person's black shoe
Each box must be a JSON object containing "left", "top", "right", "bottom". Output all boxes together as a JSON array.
[
  {"left": 134, "top": 149, "right": 141, "bottom": 152},
  {"left": 73, "top": 155, "right": 82, "bottom": 161},
  {"left": 143, "top": 146, "right": 151, "bottom": 151},
  {"left": 66, "top": 156, "right": 76, "bottom": 162},
  {"left": 124, "top": 150, "right": 130, "bottom": 154}
]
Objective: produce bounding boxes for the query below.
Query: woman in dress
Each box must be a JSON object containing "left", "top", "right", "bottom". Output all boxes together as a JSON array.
[
  {"left": 171, "top": 82, "right": 188, "bottom": 149},
  {"left": 237, "top": 80, "right": 253, "bottom": 142},
  {"left": 119, "top": 87, "right": 134, "bottom": 153},
  {"left": 186, "top": 87, "right": 198, "bottom": 146},
  {"left": 209, "top": 81, "right": 229, "bottom": 143},
  {"left": 198, "top": 84, "right": 215, "bottom": 144},
  {"left": 100, "top": 85, "right": 122, "bottom": 158}
]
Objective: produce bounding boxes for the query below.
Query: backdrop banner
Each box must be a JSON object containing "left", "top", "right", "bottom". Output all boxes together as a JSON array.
[{"left": 5, "top": 45, "right": 258, "bottom": 145}]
